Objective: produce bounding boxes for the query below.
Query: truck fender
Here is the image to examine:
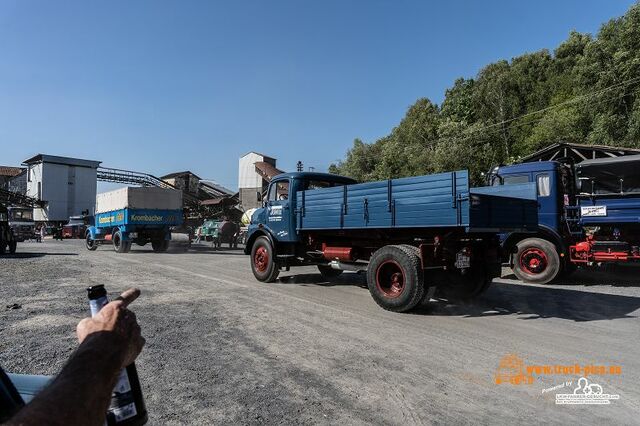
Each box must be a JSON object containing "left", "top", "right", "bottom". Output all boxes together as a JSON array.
[
  {"left": 244, "top": 229, "right": 275, "bottom": 255},
  {"left": 502, "top": 225, "right": 566, "bottom": 262},
  {"left": 86, "top": 226, "right": 98, "bottom": 240}
]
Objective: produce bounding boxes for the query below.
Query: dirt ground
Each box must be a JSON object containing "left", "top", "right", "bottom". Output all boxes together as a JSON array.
[{"left": 1, "top": 239, "right": 639, "bottom": 425}]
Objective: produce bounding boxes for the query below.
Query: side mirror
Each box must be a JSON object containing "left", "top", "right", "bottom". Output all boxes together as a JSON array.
[{"left": 256, "top": 191, "right": 262, "bottom": 202}]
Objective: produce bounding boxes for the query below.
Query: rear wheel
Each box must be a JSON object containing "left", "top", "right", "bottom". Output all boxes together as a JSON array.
[
  {"left": 251, "top": 236, "right": 279, "bottom": 282},
  {"left": 113, "top": 230, "right": 131, "bottom": 253},
  {"left": 512, "top": 238, "right": 560, "bottom": 284},
  {"left": 367, "top": 245, "right": 424, "bottom": 312},
  {"left": 434, "top": 264, "right": 493, "bottom": 301},
  {"left": 86, "top": 233, "right": 98, "bottom": 251},
  {"left": 317, "top": 264, "right": 343, "bottom": 280},
  {"left": 152, "top": 239, "right": 169, "bottom": 252}
]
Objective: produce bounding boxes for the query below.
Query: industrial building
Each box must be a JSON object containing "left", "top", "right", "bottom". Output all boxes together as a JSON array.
[
  {"left": 0, "top": 166, "right": 26, "bottom": 194},
  {"left": 23, "top": 154, "right": 101, "bottom": 222},
  {"left": 238, "top": 152, "right": 283, "bottom": 211}
]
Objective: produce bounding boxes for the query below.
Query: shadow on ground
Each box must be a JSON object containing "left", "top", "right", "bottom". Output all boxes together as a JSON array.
[
  {"left": 0, "top": 252, "right": 78, "bottom": 259},
  {"left": 276, "top": 272, "right": 368, "bottom": 288},
  {"left": 416, "top": 282, "right": 640, "bottom": 322},
  {"left": 273, "top": 271, "right": 640, "bottom": 322}
]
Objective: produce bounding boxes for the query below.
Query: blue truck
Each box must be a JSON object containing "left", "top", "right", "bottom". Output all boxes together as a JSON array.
[
  {"left": 245, "top": 170, "right": 538, "bottom": 312},
  {"left": 490, "top": 154, "right": 640, "bottom": 283},
  {"left": 86, "top": 187, "right": 183, "bottom": 253}
]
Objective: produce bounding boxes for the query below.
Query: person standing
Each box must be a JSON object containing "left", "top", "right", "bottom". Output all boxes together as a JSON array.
[
  {"left": 194, "top": 226, "right": 202, "bottom": 244},
  {"left": 39, "top": 225, "right": 45, "bottom": 243}
]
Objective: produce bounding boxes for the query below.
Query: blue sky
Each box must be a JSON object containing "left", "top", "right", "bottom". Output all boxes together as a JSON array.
[{"left": 1, "top": 0, "right": 636, "bottom": 191}]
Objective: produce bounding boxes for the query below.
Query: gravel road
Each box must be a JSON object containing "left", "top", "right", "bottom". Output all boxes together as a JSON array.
[{"left": 1, "top": 239, "right": 639, "bottom": 425}]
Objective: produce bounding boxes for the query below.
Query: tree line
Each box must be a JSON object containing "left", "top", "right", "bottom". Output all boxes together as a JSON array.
[{"left": 329, "top": 3, "right": 640, "bottom": 185}]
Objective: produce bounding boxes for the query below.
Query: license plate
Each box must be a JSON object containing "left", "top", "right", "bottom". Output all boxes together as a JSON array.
[
  {"left": 455, "top": 253, "right": 471, "bottom": 269},
  {"left": 129, "top": 232, "right": 138, "bottom": 238}
]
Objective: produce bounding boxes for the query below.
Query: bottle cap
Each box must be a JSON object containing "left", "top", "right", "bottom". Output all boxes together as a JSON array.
[{"left": 86, "top": 285, "right": 107, "bottom": 300}]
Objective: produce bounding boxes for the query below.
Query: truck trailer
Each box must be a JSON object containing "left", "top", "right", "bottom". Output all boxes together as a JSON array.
[
  {"left": 244, "top": 170, "right": 538, "bottom": 312},
  {"left": 490, "top": 154, "right": 640, "bottom": 284},
  {"left": 85, "top": 187, "right": 183, "bottom": 253}
]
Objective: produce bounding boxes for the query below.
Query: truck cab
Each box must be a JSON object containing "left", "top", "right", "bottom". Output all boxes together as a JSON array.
[
  {"left": 7, "top": 207, "right": 35, "bottom": 242},
  {"left": 246, "top": 172, "right": 357, "bottom": 249},
  {"left": 489, "top": 161, "right": 577, "bottom": 283}
]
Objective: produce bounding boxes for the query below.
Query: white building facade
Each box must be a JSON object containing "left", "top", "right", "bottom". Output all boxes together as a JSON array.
[
  {"left": 23, "top": 154, "right": 101, "bottom": 222},
  {"left": 238, "top": 152, "right": 282, "bottom": 211}
]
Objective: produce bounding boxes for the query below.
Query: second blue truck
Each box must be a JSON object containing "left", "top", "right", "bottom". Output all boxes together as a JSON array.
[{"left": 246, "top": 170, "right": 538, "bottom": 312}]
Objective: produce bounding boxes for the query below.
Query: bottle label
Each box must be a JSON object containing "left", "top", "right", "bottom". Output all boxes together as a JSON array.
[
  {"left": 110, "top": 369, "right": 137, "bottom": 422},
  {"left": 89, "top": 297, "right": 108, "bottom": 317}
]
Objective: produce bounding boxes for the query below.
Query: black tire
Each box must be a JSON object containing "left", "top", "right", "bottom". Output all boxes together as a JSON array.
[
  {"left": 250, "top": 236, "right": 280, "bottom": 282},
  {"left": 113, "top": 230, "right": 130, "bottom": 253},
  {"left": 0, "top": 241, "right": 5, "bottom": 255},
  {"left": 398, "top": 244, "right": 436, "bottom": 304},
  {"left": 366, "top": 245, "right": 424, "bottom": 312},
  {"left": 86, "top": 233, "right": 98, "bottom": 251},
  {"left": 434, "top": 263, "right": 493, "bottom": 301},
  {"left": 152, "top": 239, "right": 169, "bottom": 253},
  {"left": 512, "top": 238, "right": 560, "bottom": 284},
  {"left": 8, "top": 240, "right": 17, "bottom": 254},
  {"left": 317, "top": 264, "right": 343, "bottom": 279}
]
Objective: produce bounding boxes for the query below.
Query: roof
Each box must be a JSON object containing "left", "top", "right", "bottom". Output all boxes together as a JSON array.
[
  {"left": 254, "top": 161, "right": 284, "bottom": 181},
  {"left": 160, "top": 171, "right": 202, "bottom": 180},
  {"left": 200, "top": 180, "right": 235, "bottom": 196},
  {"left": 200, "top": 197, "right": 237, "bottom": 206},
  {"left": 241, "top": 151, "right": 275, "bottom": 161},
  {"left": 22, "top": 154, "right": 101, "bottom": 168},
  {"left": 521, "top": 142, "right": 640, "bottom": 163},
  {"left": 271, "top": 171, "right": 357, "bottom": 184},
  {"left": 0, "top": 166, "right": 25, "bottom": 177}
]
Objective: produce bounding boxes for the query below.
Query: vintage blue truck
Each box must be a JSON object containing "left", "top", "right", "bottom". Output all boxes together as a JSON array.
[
  {"left": 86, "top": 187, "right": 183, "bottom": 253},
  {"left": 490, "top": 154, "right": 640, "bottom": 283},
  {"left": 245, "top": 170, "right": 538, "bottom": 312}
]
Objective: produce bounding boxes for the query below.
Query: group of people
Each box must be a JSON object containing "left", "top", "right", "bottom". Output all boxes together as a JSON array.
[{"left": 31, "top": 225, "right": 64, "bottom": 242}]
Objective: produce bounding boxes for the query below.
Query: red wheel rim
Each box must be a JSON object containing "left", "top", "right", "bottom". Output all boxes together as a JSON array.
[
  {"left": 254, "top": 246, "right": 269, "bottom": 272},
  {"left": 519, "top": 248, "right": 548, "bottom": 275},
  {"left": 376, "top": 260, "right": 405, "bottom": 298}
]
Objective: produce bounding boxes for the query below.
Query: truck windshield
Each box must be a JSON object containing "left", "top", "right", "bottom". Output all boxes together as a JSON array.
[
  {"left": 9, "top": 209, "right": 33, "bottom": 221},
  {"left": 304, "top": 180, "right": 348, "bottom": 190}
]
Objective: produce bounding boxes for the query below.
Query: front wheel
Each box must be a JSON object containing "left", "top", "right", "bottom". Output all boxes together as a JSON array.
[
  {"left": 250, "top": 236, "right": 280, "bottom": 282},
  {"left": 367, "top": 245, "right": 425, "bottom": 312},
  {"left": 512, "top": 238, "right": 560, "bottom": 284},
  {"left": 86, "top": 233, "right": 98, "bottom": 251}
]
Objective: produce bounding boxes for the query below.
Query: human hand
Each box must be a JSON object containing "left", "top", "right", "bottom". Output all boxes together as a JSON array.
[{"left": 76, "top": 288, "right": 145, "bottom": 368}]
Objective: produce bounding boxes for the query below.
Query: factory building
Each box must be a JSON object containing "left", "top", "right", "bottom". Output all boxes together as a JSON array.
[
  {"left": 23, "top": 154, "right": 101, "bottom": 222},
  {"left": 0, "top": 166, "right": 26, "bottom": 194},
  {"left": 238, "top": 152, "right": 283, "bottom": 211}
]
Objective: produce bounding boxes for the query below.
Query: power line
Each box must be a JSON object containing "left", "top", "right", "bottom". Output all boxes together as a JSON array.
[{"left": 385, "top": 73, "right": 640, "bottom": 153}]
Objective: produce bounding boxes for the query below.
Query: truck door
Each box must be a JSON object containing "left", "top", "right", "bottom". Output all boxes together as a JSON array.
[
  {"left": 265, "top": 178, "right": 296, "bottom": 242},
  {"left": 534, "top": 172, "right": 559, "bottom": 232}
]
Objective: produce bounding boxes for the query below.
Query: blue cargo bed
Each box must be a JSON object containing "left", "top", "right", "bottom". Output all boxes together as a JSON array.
[{"left": 296, "top": 170, "right": 537, "bottom": 233}]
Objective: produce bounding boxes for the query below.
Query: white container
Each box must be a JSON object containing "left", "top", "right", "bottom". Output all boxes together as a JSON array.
[{"left": 95, "top": 187, "right": 183, "bottom": 213}]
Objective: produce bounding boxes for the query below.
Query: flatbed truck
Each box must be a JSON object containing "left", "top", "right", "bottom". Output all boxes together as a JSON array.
[
  {"left": 490, "top": 154, "right": 640, "bottom": 284},
  {"left": 245, "top": 170, "right": 538, "bottom": 312},
  {"left": 86, "top": 187, "right": 183, "bottom": 253}
]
